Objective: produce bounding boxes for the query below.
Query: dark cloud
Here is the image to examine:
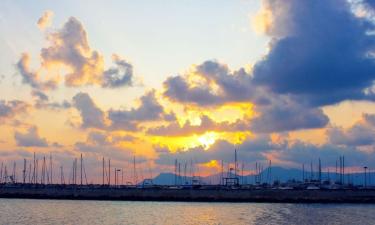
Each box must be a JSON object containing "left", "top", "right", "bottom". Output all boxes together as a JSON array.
[
  {"left": 164, "top": 75, "right": 221, "bottom": 106},
  {"left": 31, "top": 90, "right": 49, "bottom": 102},
  {"left": 31, "top": 90, "right": 72, "bottom": 110},
  {"left": 0, "top": 100, "right": 29, "bottom": 122},
  {"left": 250, "top": 96, "right": 329, "bottom": 133},
  {"left": 14, "top": 126, "right": 48, "bottom": 147},
  {"left": 52, "top": 142, "right": 64, "bottom": 148},
  {"left": 162, "top": 0, "right": 375, "bottom": 133},
  {"left": 108, "top": 90, "right": 174, "bottom": 130},
  {"left": 72, "top": 91, "right": 173, "bottom": 131},
  {"left": 252, "top": 0, "right": 375, "bottom": 106},
  {"left": 327, "top": 113, "right": 375, "bottom": 146},
  {"left": 164, "top": 60, "right": 256, "bottom": 106},
  {"left": 87, "top": 131, "right": 110, "bottom": 145},
  {"left": 72, "top": 92, "right": 106, "bottom": 129},
  {"left": 163, "top": 60, "right": 329, "bottom": 133},
  {"left": 276, "top": 141, "right": 373, "bottom": 167},
  {"left": 40, "top": 100, "right": 72, "bottom": 110},
  {"left": 102, "top": 54, "right": 133, "bottom": 88},
  {"left": 328, "top": 125, "right": 374, "bottom": 146},
  {"left": 363, "top": 0, "right": 375, "bottom": 10}
]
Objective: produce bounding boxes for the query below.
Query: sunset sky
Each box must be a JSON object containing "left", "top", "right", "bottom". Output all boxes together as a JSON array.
[{"left": 1, "top": 0, "right": 375, "bottom": 183}]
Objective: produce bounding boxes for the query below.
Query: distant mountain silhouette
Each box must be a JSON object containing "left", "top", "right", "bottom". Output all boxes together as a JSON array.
[{"left": 146, "top": 166, "right": 374, "bottom": 186}]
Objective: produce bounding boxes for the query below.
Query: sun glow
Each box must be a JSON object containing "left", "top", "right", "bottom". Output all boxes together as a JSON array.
[{"left": 198, "top": 132, "right": 218, "bottom": 149}]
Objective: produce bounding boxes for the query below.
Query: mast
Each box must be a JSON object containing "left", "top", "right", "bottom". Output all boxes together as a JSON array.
[
  {"left": 36, "top": 159, "right": 39, "bottom": 184},
  {"left": 174, "top": 159, "right": 177, "bottom": 185},
  {"left": 178, "top": 162, "right": 181, "bottom": 185},
  {"left": 122, "top": 168, "right": 124, "bottom": 185},
  {"left": 74, "top": 158, "right": 78, "bottom": 185},
  {"left": 234, "top": 149, "right": 237, "bottom": 179},
  {"left": 221, "top": 160, "right": 224, "bottom": 185},
  {"left": 0, "top": 162, "right": 3, "bottom": 183},
  {"left": 342, "top": 155, "right": 345, "bottom": 185},
  {"left": 102, "top": 157, "right": 105, "bottom": 185},
  {"left": 28, "top": 163, "right": 31, "bottom": 183},
  {"left": 339, "top": 156, "right": 342, "bottom": 184},
  {"left": 12, "top": 162, "right": 16, "bottom": 183},
  {"left": 184, "top": 162, "right": 187, "bottom": 185},
  {"left": 42, "top": 156, "right": 46, "bottom": 184},
  {"left": 80, "top": 153, "right": 83, "bottom": 186},
  {"left": 335, "top": 159, "right": 338, "bottom": 183},
  {"left": 241, "top": 163, "right": 244, "bottom": 185},
  {"left": 50, "top": 153, "right": 53, "bottom": 184},
  {"left": 318, "top": 158, "right": 322, "bottom": 183},
  {"left": 302, "top": 164, "right": 305, "bottom": 182},
  {"left": 23, "top": 159, "right": 26, "bottom": 184},
  {"left": 60, "top": 166, "right": 64, "bottom": 185},
  {"left": 33, "top": 152, "right": 36, "bottom": 184},
  {"left": 255, "top": 162, "right": 258, "bottom": 184},
  {"left": 133, "top": 156, "right": 136, "bottom": 185},
  {"left": 108, "top": 158, "right": 111, "bottom": 186}
]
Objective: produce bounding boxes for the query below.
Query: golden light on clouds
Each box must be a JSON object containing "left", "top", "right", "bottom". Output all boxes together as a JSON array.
[
  {"left": 252, "top": 4, "right": 273, "bottom": 34},
  {"left": 202, "top": 159, "right": 220, "bottom": 169},
  {"left": 198, "top": 132, "right": 218, "bottom": 149},
  {"left": 37, "top": 10, "right": 54, "bottom": 30}
]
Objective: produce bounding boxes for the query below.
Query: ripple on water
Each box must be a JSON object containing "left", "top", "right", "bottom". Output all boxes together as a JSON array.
[{"left": 0, "top": 199, "right": 375, "bottom": 225}]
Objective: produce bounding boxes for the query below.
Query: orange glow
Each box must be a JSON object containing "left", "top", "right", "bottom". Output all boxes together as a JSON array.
[
  {"left": 252, "top": 4, "right": 273, "bottom": 34},
  {"left": 198, "top": 132, "right": 218, "bottom": 149}
]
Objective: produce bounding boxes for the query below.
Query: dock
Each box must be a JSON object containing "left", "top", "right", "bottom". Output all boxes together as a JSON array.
[{"left": 1, "top": 184, "right": 375, "bottom": 203}]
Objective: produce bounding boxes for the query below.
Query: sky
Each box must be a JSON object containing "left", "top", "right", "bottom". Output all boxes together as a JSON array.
[{"left": 0, "top": 0, "right": 375, "bottom": 184}]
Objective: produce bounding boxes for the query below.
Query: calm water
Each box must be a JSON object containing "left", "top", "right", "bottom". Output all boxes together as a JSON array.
[{"left": 0, "top": 199, "right": 374, "bottom": 225}]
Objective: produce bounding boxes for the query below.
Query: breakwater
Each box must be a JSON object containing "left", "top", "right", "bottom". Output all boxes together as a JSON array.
[{"left": 1, "top": 185, "right": 375, "bottom": 203}]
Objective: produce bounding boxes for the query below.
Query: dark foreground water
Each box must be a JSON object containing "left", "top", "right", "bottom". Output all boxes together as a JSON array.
[{"left": 0, "top": 199, "right": 374, "bottom": 225}]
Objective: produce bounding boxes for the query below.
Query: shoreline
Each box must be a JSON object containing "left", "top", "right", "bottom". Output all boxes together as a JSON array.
[{"left": 1, "top": 185, "right": 375, "bottom": 203}]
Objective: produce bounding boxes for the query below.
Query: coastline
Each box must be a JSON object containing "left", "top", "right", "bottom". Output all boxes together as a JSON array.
[{"left": 1, "top": 185, "right": 375, "bottom": 203}]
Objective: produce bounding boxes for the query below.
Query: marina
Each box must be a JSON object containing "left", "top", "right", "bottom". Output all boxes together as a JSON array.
[{"left": 1, "top": 152, "right": 375, "bottom": 203}]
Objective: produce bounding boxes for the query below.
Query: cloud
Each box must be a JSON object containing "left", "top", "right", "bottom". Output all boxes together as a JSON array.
[
  {"left": 155, "top": 135, "right": 274, "bottom": 165},
  {"left": 37, "top": 10, "right": 54, "bottom": 30},
  {"left": 72, "top": 91, "right": 173, "bottom": 131},
  {"left": 162, "top": 0, "right": 375, "bottom": 133},
  {"left": 327, "top": 113, "right": 375, "bottom": 146},
  {"left": 0, "top": 100, "right": 29, "bottom": 122},
  {"left": 155, "top": 133, "right": 375, "bottom": 168},
  {"left": 250, "top": 96, "right": 329, "bottom": 133},
  {"left": 147, "top": 115, "right": 249, "bottom": 136},
  {"left": 31, "top": 90, "right": 71, "bottom": 110},
  {"left": 18, "top": 16, "right": 134, "bottom": 90},
  {"left": 108, "top": 90, "right": 174, "bottom": 130},
  {"left": 74, "top": 131, "right": 141, "bottom": 162},
  {"left": 102, "top": 54, "right": 133, "bottom": 88},
  {"left": 72, "top": 92, "right": 106, "bottom": 129},
  {"left": 163, "top": 60, "right": 256, "bottom": 106},
  {"left": 41, "top": 17, "right": 105, "bottom": 87},
  {"left": 275, "top": 141, "right": 374, "bottom": 167},
  {"left": 163, "top": 60, "right": 329, "bottom": 133},
  {"left": 31, "top": 90, "right": 49, "bottom": 102},
  {"left": 14, "top": 126, "right": 48, "bottom": 147},
  {"left": 252, "top": 0, "right": 375, "bottom": 106},
  {"left": 16, "top": 53, "right": 58, "bottom": 90}
]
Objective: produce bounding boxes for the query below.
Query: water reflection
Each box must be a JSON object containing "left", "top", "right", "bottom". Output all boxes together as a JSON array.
[{"left": 0, "top": 199, "right": 374, "bottom": 225}]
